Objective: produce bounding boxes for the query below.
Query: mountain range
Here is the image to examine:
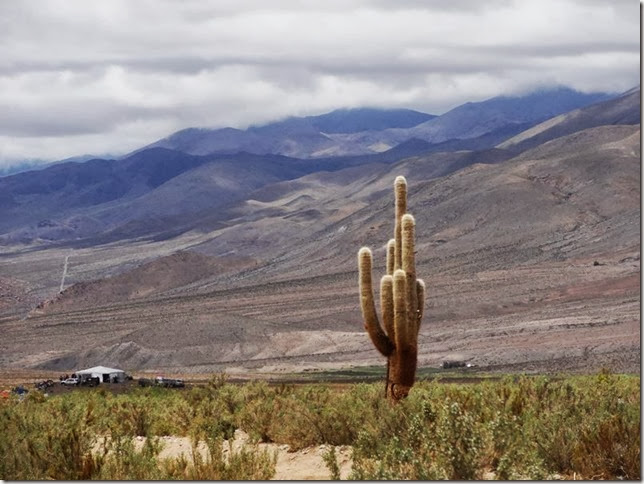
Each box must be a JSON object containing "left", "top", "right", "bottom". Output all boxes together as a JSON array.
[
  {"left": 0, "top": 87, "right": 620, "bottom": 245},
  {"left": 141, "top": 87, "right": 609, "bottom": 159},
  {"left": 0, "top": 85, "right": 639, "bottom": 376}
]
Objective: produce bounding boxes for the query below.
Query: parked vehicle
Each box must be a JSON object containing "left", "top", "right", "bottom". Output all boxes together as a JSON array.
[
  {"left": 441, "top": 360, "right": 467, "bottom": 369},
  {"left": 80, "top": 376, "right": 100, "bottom": 387},
  {"left": 136, "top": 376, "right": 186, "bottom": 388},
  {"left": 61, "top": 378, "right": 79, "bottom": 386},
  {"left": 169, "top": 379, "right": 185, "bottom": 388},
  {"left": 138, "top": 378, "right": 153, "bottom": 387},
  {"left": 152, "top": 376, "right": 186, "bottom": 388},
  {"left": 34, "top": 380, "right": 54, "bottom": 391},
  {"left": 441, "top": 360, "right": 476, "bottom": 369}
]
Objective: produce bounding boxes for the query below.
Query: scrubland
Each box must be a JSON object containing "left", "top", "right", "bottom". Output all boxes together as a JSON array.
[{"left": 0, "top": 371, "right": 639, "bottom": 480}]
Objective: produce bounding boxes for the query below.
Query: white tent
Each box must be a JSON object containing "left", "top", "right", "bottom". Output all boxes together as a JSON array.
[{"left": 76, "top": 365, "right": 126, "bottom": 383}]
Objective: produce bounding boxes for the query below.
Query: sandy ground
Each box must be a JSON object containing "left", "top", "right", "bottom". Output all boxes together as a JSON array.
[
  {"left": 124, "top": 430, "right": 353, "bottom": 480},
  {"left": 119, "top": 432, "right": 509, "bottom": 480}
]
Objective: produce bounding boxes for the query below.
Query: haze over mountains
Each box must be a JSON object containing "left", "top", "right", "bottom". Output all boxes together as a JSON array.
[
  {"left": 0, "top": 87, "right": 616, "bottom": 245},
  {"left": 142, "top": 87, "right": 609, "bottom": 159},
  {"left": 0, "top": 85, "right": 639, "bottom": 375}
]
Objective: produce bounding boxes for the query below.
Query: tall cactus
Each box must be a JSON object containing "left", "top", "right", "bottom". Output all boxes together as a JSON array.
[{"left": 358, "top": 176, "right": 425, "bottom": 401}]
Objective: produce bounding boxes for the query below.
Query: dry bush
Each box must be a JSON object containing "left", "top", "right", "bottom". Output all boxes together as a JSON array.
[
  {"left": 350, "top": 374, "right": 640, "bottom": 480},
  {"left": 0, "top": 371, "right": 638, "bottom": 480}
]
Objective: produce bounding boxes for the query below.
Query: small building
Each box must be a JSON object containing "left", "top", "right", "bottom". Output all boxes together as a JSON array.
[{"left": 76, "top": 365, "right": 126, "bottom": 384}]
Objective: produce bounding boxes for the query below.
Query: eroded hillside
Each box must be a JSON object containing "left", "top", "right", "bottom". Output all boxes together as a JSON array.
[{"left": 0, "top": 90, "right": 639, "bottom": 374}]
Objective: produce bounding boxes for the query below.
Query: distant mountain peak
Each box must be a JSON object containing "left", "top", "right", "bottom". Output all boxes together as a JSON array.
[
  {"left": 248, "top": 106, "right": 437, "bottom": 134},
  {"left": 125, "top": 86, "right": 620, "bottom": 160},
  {"left": 305, "top": 107, "right": 436, "bottom": 133},
  {"left": 620, "top": 85, "right": 640, "bottom": 96}
]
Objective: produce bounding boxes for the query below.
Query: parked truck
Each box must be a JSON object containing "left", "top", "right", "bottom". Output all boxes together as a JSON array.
[{"left": 138, "top": 376, "right": 185, "bottom": 388}]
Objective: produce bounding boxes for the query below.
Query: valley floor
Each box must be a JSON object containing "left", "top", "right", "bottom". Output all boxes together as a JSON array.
[{"left": 0, "top": 245, "right": 639, "bottom": 375}]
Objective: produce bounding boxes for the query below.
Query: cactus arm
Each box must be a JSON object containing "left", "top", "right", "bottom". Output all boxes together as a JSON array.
[
  {"left": 358, "top": 247, "right": 394, "bottom": 356},
  {"left": 380, "top": 275, "right": 395, "bottom": 339},
  {"left": 394, "top": 176, "right": 407, "bottom": 271},
  {"left": 401, "top": 214, "right": 418, "bottom": 331},
  {"left": 386, "top": 239, "right": 396, "bottom": 276},
  {"left": 416, "top": 279, "right": 426, "bottom": 329},
  {"left": 382, "top": 275, "right": 395, "bottom": 400},
  {"left": 392, "top": 269, "right": 409, "bottom": 350}
]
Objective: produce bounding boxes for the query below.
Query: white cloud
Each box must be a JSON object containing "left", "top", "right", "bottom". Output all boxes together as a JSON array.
[{"left": 0, "top": 0, "right": 639, "bottom": 165}]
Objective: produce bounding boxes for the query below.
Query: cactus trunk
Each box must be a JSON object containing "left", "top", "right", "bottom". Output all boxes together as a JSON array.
[{"left": 358, "top": 176, "right": 425, "bottom": 402}]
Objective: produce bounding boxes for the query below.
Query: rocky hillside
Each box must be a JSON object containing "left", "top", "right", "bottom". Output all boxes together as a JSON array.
[
  {"left": 0, "top": 87, "right": 639, "bottom": 374},
  {"left": 498, "top": 86, "right": 640, "bottom": 151}
]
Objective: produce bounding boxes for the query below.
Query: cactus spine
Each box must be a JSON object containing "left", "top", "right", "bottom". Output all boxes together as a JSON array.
[{"left": 358, "top": 176, "right": 425, "bottom": 401}]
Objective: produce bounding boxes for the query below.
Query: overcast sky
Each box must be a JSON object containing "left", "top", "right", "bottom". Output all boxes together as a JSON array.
[{"left": 0, "top": 0, "right": 639, "bottom": 165}]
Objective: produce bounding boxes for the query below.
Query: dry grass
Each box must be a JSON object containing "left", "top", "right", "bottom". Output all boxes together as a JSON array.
[{"left": 1, "top": 372, "right": 638, "bottom": 480}]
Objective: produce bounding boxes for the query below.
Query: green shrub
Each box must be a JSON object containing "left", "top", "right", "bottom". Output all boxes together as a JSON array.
[
  {"left": 161, "top": 432, "right": 276, "bottom": 480},
  {"left": 350, "top": 375, "right": 640, "bottom": 480},
  {"left": 0, "top": 372, "right": 639, "bottom": 480},
  {"left": 94, "top": 433, "right": 164, "bottom": 480},
  {"left": 323, "top": 446, "right": 342, "bottom": 480},
  {"left": 0, "top": 392, "right": 98, "bottom": 479}
]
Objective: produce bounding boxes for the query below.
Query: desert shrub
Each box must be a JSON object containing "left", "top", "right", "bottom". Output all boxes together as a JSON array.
[
  {"left": 487, "top": 407, "right": 546, "bottom": 479},
  {"left": 435, "top": 399, "right": 484, "bottom": 478},
  {"left": 350, "top": 374, "right": 640, "bottom": 480},
  {"left": 0, "top": 371, "right": 638, "bottom": 480},
  {"left": 0, "top": 392, "right": 98, "bottom": 479},
  {"left": 236, "top": 382, "right": 375, "bottom": 449},
  {"left": 237, "top": 381, "right": 280, "bottom": 442},
  {"left": 161, "top": 431, "right": 276, "bottom": 480},
  {"left": 179, "top": 375, "right": 245, "bottom": 439},
  {"left": 267, "top": 383, "right": 379, "bottom": 450},
  {"left": 95, "top": 383, "right": 240, "bottom": 439},
  {"left": 350, "top": 384, "right": 489, "bottom": 480},
  {"left": 527, "top": 372, "right": 640, "bottom": 479},
  {"left": 322, "top": 445, "right": 342, "bottom": 480},
  {"left": 106, "top": 397, "right": 152, "bottom": 437},
  {"left": 94, "top": 433, "right": 164, "bottom": 480},
  {"left": 87, "top": 388, "right": 180, "bottom": 437}
]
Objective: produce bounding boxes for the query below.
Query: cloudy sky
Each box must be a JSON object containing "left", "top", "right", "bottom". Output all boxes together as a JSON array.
[{"left": 0, "top": 0, "right": 639, "bottom": 166}]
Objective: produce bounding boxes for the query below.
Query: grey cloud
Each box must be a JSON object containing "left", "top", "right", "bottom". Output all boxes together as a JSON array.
[
  {"left": 1, "top": 101, "right": 176, "bottom": 137},
  {"left": 469, "top": 42, "right": 639, "bottom": 58},
  {"left": 0, "top": 0, "right": 639, "bottom": 165},
  {"left": 0, "top": 35, "right": 638, "bottom": 80},
  {"left": 365, "top": 0, "right": 515, "bottom": 12},
  {"left": 0, "top": 57, "right": 224, "bottom": 76}
]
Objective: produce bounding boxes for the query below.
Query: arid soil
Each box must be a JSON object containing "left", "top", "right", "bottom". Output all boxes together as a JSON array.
[
  {"left": 127, "top": 430, "right": 353, "bottom": 480},
  {"left": 1, "top": 245, "right": 638, "bottom": 375},
  {"left": 33, "top": 251, "right": 257, "bottom": 313}
]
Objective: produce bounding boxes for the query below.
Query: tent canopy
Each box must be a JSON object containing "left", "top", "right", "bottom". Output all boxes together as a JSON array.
[
  {"left": 76, "top": 366, "right": 127, "bottom": 382},
  {"left": 76, "top": 366, "right": 124, "bottom": 375}
]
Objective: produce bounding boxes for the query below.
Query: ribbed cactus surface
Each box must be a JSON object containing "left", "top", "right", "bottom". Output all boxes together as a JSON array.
[{"left": 358, "top": 176, "right": 425, "bottom": 401}]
